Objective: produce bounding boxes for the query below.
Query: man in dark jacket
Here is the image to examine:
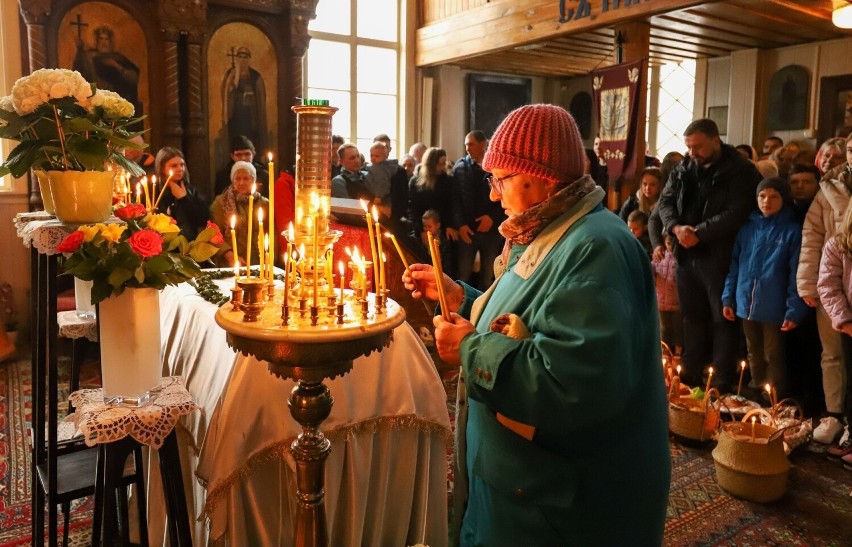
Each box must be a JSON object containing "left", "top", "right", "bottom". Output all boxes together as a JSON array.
[
  {"left": 452, "top": 130, "right": 506, "bottom": 290},
  {"left": 657, "top": 118, "right": 762, "bottom": 390},
  {"left": 213, "top": 135, "right": 270, "bottom": 198}
]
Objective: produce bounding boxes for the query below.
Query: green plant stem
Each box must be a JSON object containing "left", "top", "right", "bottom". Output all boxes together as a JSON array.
[
  {"left": 29, "top": 125, "right": 58, "bottom": 170},
  {"left": 51, "top": 105, "right": 68, "bottom": 170}
]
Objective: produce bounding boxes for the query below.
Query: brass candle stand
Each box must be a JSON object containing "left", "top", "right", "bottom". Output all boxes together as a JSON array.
[
  {"left": 214, "top": 97, "right": 407, "bottom": 547},
  {"left": 215, "top": 290, "right": 404, "bottom": 546}
]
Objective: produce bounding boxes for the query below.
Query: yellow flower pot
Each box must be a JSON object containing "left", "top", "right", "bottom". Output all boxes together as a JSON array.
[
  {"left": 32, "top": 170, "right": 56, "bottom": 215},
  {"left": 46, "top": 170, "right": 115, "bottom": 224}
]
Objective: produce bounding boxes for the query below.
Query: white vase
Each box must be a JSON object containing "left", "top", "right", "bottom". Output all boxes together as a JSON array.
[
  {"left": 74, "top": 278, "right": 96, "bottom": 319},
  {"left": 98, "top": 287, "right": 162, "bottom": 405}
]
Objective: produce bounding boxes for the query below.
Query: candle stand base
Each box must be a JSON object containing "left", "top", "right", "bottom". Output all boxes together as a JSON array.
[{"left": 215, "top": 292, "right": 404, "bottom": 547}]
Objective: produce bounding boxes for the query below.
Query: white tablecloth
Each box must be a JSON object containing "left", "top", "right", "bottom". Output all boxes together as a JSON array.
[{"left": 147, "top": 279, "right": 450, "bottom": 546}]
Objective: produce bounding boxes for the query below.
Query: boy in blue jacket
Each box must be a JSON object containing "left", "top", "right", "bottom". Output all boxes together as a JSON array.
[{"left": 722, "top": 177, "right": 808, "bottom": 397}]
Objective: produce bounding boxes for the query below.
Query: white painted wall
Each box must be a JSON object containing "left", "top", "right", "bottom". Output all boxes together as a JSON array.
[{"left": 701, "top": 36, "right": 852, "bottom": 151}]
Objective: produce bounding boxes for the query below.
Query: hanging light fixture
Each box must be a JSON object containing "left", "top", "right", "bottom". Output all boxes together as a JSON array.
[{"left": 833, "top": 0, "right": 852, "bottom": 28}]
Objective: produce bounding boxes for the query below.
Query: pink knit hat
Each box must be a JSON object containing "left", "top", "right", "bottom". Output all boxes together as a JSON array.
[{"left": 483, "top": 104, "right": 585, "bottom": 185}]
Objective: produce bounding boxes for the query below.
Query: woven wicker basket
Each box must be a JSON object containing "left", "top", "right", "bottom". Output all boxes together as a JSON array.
[
  {"left": 668, "top": 388, "right": 721, "bottom": 442},
  {"left": 712, "top": 408, "right": 790, "bottom": 502}
]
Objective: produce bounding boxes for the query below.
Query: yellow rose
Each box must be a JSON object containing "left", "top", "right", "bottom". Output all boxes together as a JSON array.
[
  {"left": 99, "top": 223, "right": 126, "bottom": 244},
  {"left": 78, "top": 224, "right": 101, "bottom": 242},
  {"left": 146, "top": 213, "right": 180, "bottom": 234}
]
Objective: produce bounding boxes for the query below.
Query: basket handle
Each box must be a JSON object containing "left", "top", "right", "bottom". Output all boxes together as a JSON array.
[
  {"left": 741, "top": 407, "right": 775, "bottom": 427},
  {"left": 768, "top": 397, "right": 806, "bottom": 442},
  {"left": 667, "top": 375, "right": 685, "bottom": 403},
  {"left": 661, "top": 341, "right": 673, "bottom": 361},
  {"left": 772, "top": 397, "right": 804, "bottom": 421},
  {"left": 703, "top": 387, "right": 722, "bottom": 411}
]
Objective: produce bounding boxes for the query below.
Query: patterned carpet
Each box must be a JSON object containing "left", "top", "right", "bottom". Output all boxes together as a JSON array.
[
  {"left": 3, "top": 350, "right": 851, "bottom": 546},
  {"left": 441, "top": 371, "right": 852, "bottom": 547},
  {"left": 0, "top": 354, "right": 97, "bottom": 546}
]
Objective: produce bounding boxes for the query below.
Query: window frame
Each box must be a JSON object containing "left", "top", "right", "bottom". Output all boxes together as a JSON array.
[{"left": 305, "top": 0, "right": 404, "bottom": 156}]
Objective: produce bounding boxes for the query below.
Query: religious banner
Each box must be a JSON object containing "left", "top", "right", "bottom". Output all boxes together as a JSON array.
[{"left": 592, "top": 58, "right": 646, "bottom": 185}]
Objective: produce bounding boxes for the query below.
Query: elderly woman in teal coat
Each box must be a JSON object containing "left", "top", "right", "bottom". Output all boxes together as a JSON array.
[{"left": 404, "top": 105, "right": 670, "bottom": 546}]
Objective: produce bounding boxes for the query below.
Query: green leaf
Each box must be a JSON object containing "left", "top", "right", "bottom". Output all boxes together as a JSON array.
[
  {"left": 0, "top": 113, "right": 30, "bottom": 138},
  {"left": 146, "top": 254, "right": 173, "bottom": 274},
  {"left": 65, "top": 117, "right": 101, "bottom": 133},
  {"left": 90, "top": 279, "right": 114, "bottom": 305},
  {"left": 189, "top": 242, "right": 219, "bottom": 262},
  {"left": 66, "top": 138, "right": 109, "bottom": 171},
  {"left": 110, "top": 153, "right": 145, "bottom": 177},
  {"left": 108, "top": 267, "right": 134, "bottom": 288},
  {"left": 1, "top": 140, "right": 47, "bottom": 178}
]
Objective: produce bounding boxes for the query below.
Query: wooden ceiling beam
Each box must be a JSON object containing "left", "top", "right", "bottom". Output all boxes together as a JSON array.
[
  {"left": 699, "top": 1, "right": 836, "bottom": 41},
  {"left": 652, "top": 14, "right": 786, "bottom": 49},
  {"left": 416, "top": 0, "right": 709, "bottom": 67},
  {"left": 651, "top": 27, "right": 760, "bottom": 55}
]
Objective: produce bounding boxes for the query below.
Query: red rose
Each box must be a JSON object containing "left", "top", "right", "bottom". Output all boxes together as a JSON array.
[
  {"left": 56, "top": 230, "right": 85, "bottom": 253},
  {"left": 128, "top": 229, "right": 164, "bottom": 258},
  {"left": 207, "top": 221, "right": 224, "bottom": 245},
  {"left": 115, "top": 203, "right": 147, "bottom": 221}
]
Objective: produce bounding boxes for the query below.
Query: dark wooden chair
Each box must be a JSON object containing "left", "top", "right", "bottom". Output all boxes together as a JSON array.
[{"left": 30, "top": 251, "right": 147, "bottom": 546}]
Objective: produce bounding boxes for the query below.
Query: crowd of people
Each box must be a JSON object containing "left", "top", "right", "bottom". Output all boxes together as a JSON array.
[
  {"left": 637, "top": 124, "right": 852, "bottom": 470},
  {"left": 396, "top": 106, "right": 852, "bottom": 543},
  {"left": 326, "top": 122, "right": 852, "bottom": 475},
  {"left": 120, "top": 114, "right": 851, "bottom": 543},
  {"left": 329, "top": 130, "right": 508, "bottom": 292}
]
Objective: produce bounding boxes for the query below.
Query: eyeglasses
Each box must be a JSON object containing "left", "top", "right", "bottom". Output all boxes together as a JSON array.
[{"left": 485, "top": 172, "right": 520, "bottom": 194}]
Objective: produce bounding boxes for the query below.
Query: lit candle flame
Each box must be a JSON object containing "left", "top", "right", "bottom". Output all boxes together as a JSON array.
[
  {"left": 359, "top": 198, "right": 369, "bottom": 213},
  {"left": 230, "top": 215, "right": 236, "bottom": 229},
  {"left": 257, "top": 207, "right": 264, "bottom": 223},
  {"left": 268, "top": 152, "right": 273, "bottom": 162}
]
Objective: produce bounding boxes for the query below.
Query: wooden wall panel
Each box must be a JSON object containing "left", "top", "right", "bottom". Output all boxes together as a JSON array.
[{"left": 422, "top": 0, "right": 490, "bottom": 26}]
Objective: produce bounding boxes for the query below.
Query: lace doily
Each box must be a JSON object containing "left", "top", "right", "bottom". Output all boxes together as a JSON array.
[
  {"left": 69, "top": 376, "right": 198, "bottom": 449},
  {"left": 57, "top": 310, "right": 98, "bottom": 342},
  {"left": 13, "top": 212, "right": 122, "bottom": 255}
]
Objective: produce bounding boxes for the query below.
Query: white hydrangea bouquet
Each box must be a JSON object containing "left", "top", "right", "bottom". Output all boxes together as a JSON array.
[{"left": 0, "top": 68, "right": 145, "bottom": 178}]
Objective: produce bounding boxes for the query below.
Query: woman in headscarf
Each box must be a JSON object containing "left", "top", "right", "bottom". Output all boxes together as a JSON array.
[
  {"left": 210, "top": 160, "right": 269, "bottom": 269},
  {"left": 403, "top": 105, "right": 670, "bottom": 546}
]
